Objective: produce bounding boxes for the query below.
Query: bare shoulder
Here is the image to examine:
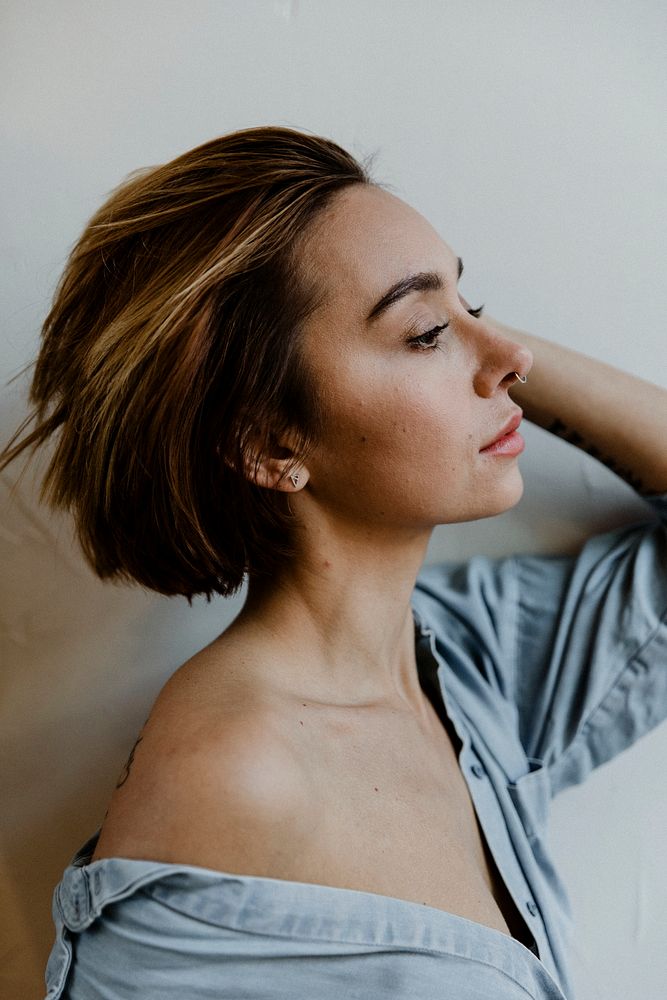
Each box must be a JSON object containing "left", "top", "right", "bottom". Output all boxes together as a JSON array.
[{"left": 91, "top": 641, "right": 315, "bottom": 875}]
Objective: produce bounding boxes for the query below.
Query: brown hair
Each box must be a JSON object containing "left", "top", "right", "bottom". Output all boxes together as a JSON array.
[{"left": 0, "top": 126, "right": 378, "bottom": 602}]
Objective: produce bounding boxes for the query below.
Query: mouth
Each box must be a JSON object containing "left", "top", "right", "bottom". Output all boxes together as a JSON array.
[{"left": 479, "top": 409, "right": 525, "bottom": 454}]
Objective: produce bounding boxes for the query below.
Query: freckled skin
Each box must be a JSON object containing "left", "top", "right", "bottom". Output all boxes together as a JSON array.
[
  {"left": 232, "top": 183, "right": 533, "bottom": 710},
  {"left": 291, "top": 185, "right": 533, "bottom": 531}
]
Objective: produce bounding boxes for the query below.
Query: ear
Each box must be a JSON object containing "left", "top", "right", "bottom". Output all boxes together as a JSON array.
[
  {"left": 247, "top": 454, "right": 310, "bottom": 491},
  {"left": 241, "top": 432, "right": 310, "bottom": 492}
]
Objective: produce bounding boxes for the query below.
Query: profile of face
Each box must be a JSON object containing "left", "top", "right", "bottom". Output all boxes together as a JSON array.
[{"left": 277, "top": 184, "right": 534, "bottom": 533}]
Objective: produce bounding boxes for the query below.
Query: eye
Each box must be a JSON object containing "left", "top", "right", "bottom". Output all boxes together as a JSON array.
[
  {"left": 407, "top": 304, "right": 485, "bottom": 351},
  {"left": 407, "top": 321, "right": 448, "bottom": 350}
]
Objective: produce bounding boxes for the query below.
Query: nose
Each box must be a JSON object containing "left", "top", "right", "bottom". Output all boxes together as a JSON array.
[{"left": 470, "top": 315, "right": 533, "bottom": 398}]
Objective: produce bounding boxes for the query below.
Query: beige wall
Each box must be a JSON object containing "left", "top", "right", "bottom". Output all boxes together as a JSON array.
[{"left": 1, "top": 3, "right": 666, "bottom": 998}]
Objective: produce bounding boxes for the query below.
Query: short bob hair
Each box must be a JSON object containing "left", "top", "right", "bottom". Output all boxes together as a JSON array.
[{"left": 0, "top": 126, "right": 379, "bottom": 602}]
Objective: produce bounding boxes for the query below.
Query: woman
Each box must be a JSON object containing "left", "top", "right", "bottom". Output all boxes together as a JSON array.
[{"left": 3, "top": 126, "right": 666, "bottom": 1000}]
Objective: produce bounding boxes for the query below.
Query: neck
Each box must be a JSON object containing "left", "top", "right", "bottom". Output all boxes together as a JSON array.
[{"left": 229, "top": 523, "right": 434, "bottom": 719}]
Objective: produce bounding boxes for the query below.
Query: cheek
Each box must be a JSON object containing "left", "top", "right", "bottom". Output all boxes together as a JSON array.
[
  {"left": 333, "top": 377, "right": 472, "bottom": 472},
  {"left": 310, "top": 367, "right": 487, "bottom": 522}
]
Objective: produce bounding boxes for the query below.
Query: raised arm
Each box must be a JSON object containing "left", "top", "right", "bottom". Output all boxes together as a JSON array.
[{"left": 485, "top": 313, "right": 667, "bottom": 496}]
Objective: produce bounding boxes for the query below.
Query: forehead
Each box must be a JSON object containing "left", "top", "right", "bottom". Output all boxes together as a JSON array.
[{"left": 303, "top": 185, "right": 457, "bottom": 321}]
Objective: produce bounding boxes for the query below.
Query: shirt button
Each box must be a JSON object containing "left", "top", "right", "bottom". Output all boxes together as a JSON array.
[
  {"left": 471, "top": 762, "right": 485, "bottom": 779},
  {"left": 526, "top": 900, "right": 538, "bottom": 917}
]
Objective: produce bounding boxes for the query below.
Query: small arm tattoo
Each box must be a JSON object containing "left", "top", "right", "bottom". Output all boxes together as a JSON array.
[
  {"left": 115, "top": 733, "right": 144, "bottom": 788},
  {"left": 547, "top": 417, "right": 646, "bottom": 493}
]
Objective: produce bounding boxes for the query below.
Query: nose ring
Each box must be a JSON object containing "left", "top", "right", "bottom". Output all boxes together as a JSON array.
[{"left": 512, "top": 372, "right": 528, "bottom": 383}]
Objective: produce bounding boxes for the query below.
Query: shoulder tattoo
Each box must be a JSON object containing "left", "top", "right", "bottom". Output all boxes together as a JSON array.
[{"left": 115, "top": 734, "right": 143, "bottom": 788}]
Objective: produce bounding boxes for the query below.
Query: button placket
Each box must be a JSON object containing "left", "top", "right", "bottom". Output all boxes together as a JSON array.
[{"left": 412, "top": 606, "right": 553, "bottom": 971}]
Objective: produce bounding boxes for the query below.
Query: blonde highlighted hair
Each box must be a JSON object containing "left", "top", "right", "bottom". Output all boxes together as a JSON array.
[{"left": 0, "top": 126, "right": 377, "bottom": 601}]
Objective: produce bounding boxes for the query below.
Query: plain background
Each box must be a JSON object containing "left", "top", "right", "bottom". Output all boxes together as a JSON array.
[{"left": 1, "top": 2, "right": 665, "bottom": 998}]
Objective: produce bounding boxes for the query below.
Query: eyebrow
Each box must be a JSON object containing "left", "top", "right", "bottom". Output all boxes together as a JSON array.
[{"left": 365, "top": 256, "right": 464, "bottom": 324}]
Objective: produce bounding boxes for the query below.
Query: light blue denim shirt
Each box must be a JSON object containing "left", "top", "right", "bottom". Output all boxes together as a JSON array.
[{"left": 44, "top": 486, "right": 667, "bottom": 1000}]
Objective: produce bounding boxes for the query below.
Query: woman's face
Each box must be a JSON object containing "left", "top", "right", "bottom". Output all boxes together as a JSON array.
[{"left": 296, "top": 183, "right": 534, "bottom": 530}]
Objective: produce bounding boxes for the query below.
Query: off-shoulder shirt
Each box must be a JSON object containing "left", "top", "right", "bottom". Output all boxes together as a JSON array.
[{"left": 44, "top": 486, "right": 667, "bottom": 1000}]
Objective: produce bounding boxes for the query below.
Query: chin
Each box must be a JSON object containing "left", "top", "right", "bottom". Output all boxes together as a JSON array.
[
  {"left": 431, "top": 466, "right": 525, "bottom": 525},
  {"left": 492, "top": 469, "right": 525, "bottom": 514},
  {"left": 469, "top": 470, "right": 525, "bottom": 523}
]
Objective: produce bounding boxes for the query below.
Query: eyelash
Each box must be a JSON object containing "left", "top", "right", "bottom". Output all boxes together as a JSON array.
[{"left": 407, "top": 304, "right": 485, "bottom": 351}]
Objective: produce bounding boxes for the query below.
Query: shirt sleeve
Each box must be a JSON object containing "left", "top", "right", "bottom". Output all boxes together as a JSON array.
[{"left": 413, "top": 488, "right": 667, "bottom": 799}]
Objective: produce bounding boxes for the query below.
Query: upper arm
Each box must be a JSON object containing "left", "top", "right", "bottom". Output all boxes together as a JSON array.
[
  {"left": 413, "top": 488, "right": 667, "bottom": 799},
  {"left": 95, "top": 697, "right": 313, "bottom": 875}
]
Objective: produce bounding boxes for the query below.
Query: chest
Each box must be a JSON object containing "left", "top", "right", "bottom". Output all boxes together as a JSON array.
[{"left": 286, "top": 695, "right": 535, "bottom": 951}]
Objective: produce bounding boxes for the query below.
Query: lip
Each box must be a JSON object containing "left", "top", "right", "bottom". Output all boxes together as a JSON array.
[{"left": 480, "top": 409, "right": 524, "bottom": 451}]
